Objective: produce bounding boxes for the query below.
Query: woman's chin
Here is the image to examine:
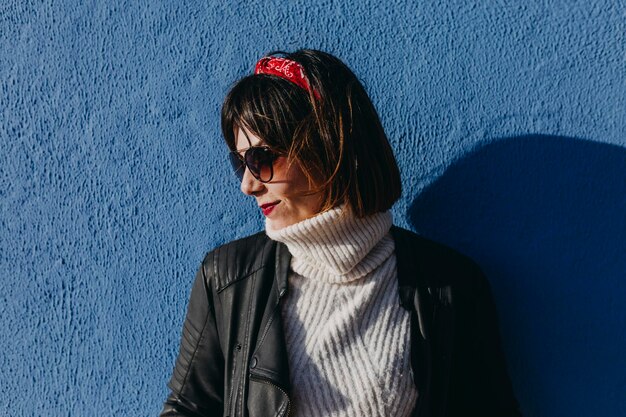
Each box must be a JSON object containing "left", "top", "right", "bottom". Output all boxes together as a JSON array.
[
  {"left": 265, "top": 210, "right": 301, "bottom": 231},
  {"left": 266, "top": 217, "right": 290, "bottom": 231}
]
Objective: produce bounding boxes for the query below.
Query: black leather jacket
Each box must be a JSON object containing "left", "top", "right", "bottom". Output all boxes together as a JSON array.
[{"left": 160, "top": 226, "right": 521, "bottom": 417}]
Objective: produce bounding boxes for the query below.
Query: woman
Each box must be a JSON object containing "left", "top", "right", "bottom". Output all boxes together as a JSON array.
[{"left": 161, "top": 49, "right": 520, "bottom": 417}]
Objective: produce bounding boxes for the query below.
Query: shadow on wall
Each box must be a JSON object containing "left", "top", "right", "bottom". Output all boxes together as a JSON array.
[{"left": 407, "top": 135, "right": 626, "bottom": 417}]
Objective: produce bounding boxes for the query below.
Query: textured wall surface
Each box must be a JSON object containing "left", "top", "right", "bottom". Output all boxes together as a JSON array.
[{"left": 1, "top": 1, "right": 624, "bottom": 416}]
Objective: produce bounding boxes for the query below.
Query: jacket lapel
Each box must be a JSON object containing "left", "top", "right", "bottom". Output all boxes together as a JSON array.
[
  {"left": 247, "top": 241, "right": 292, "bottom": 415},
  {"left": 391, "top": 226, "right": 434, "bottom": 417},
  {"left": 392, "top": 226, "right": 460, "bottom": 417}
]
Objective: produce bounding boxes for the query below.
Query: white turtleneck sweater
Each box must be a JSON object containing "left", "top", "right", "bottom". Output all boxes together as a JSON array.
[{"left": 265, "top": 205, "right": 418, "bottom": 417}]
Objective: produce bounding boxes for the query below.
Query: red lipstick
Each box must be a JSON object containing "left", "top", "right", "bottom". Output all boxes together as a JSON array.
[{"left": 260, "top": 201, "right": 280, "bottom": 216}]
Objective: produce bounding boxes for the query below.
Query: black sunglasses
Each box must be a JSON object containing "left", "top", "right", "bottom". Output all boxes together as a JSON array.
[{"left": 228, "top": 146, "right": 282, "bottom": 183}]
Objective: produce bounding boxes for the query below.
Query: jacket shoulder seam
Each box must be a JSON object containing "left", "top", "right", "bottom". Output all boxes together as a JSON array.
[{"left": 201, "top": 231, "right": 274, "bottom": 292}]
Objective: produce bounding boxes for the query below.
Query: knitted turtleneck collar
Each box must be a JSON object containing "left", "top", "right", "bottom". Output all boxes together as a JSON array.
[{"left": 265, "top": 204, "right": 393, "bottom": 283}]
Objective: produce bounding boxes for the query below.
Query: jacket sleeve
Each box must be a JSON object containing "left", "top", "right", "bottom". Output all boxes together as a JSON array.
[
  {"left": 469, "top": 266, "right": 522, "bottom": 417},
  {"left": 160, "top": 257, "right": 224, "bottom": 417}
]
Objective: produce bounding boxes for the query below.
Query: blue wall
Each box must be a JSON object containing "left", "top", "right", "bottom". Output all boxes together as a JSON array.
[{"left": 1, "top": 1, "right": 624, "bottom": 416}]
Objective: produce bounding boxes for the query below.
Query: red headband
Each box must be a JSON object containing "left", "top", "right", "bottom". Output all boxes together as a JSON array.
[{"left": 254, "top": 56, "right": 320, "bottom": 99}]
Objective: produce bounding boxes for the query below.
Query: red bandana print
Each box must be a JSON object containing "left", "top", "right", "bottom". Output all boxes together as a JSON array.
[{"left": 254, "top": 56, "right": 320, "bottom": 99}]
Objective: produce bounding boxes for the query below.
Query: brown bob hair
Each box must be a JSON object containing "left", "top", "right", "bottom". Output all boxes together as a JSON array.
[{"left": 221, "top": 49, "right": 401, "bottom": 218}]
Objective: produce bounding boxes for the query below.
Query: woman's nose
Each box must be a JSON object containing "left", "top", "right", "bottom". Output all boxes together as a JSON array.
[{"left": 240, "top": 167, "right": 264, "bottom": 196}]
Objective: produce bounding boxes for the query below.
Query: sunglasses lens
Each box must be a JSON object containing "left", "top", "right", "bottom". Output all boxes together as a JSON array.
[
  {"left": 245, "top": 147, "right": 275, "bottom": 182},
  {"left": 228, "top": 152, "right": 245, "bottom": 181}
]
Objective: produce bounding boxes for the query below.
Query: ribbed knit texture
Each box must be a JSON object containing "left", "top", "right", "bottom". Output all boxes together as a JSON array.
[{"left": 265, "top": 205, "right": 418, "bottom": 417}]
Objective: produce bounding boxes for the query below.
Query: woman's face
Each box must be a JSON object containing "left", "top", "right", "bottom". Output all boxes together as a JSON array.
[{"left": 234, "top": 126, "right": 324, "bottom": 229}]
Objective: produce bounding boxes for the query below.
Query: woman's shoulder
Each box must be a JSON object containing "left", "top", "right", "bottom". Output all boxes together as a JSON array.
[
  {"left": 199, "top": 231, "right": 276, "bottom": 291},
  {"left": 390, "top": 225, "right": 485, "bottom": 291}
]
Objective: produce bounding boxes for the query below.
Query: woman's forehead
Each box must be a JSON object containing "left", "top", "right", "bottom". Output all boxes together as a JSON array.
[{"left": 235, "top": 125, "right": 264, "bottom": 150}]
